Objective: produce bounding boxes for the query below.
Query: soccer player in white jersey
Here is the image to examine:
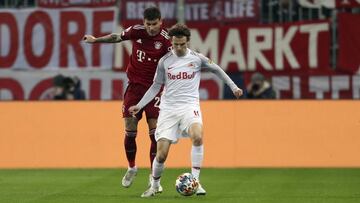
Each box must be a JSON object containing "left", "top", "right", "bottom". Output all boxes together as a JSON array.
[{"left": 129, "top": 24, "right": 243, "bottom": 197}]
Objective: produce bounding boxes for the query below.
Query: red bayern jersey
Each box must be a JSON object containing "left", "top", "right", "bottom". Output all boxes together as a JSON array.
[{"left": 121, "top": 24, "right": 172, "bottom": 87}]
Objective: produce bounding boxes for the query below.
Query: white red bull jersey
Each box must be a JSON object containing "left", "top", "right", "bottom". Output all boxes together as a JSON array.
[
  {"left": 137, "top": 48, "right": 238, "bottom": 110},
  {"left": 157, "top": 49, "right": 202, "bottom": 110}
]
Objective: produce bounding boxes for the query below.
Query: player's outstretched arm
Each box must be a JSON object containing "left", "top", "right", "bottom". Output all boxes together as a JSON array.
[
  {"left": 129, "top": 59, "right": 166, "bottom": 116},
  {"left": 200, "top": 55, "right": 243, "bottom": 99},
  {"left": 137, "top": 82, "right": 162, "bottom": 108},
  {"left": 83, "top": 33, "right": 122, "bottom": 43},
  {"left": 128, "top": 82, "right": 162, "bottom": 117}
]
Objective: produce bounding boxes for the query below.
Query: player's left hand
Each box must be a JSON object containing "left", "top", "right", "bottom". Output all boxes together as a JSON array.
[
  {"left": 128, "top": 105, "right": 140, "bottom": 117},
  {"left": 83, "top": 35, "right": 96, "bottom": 43},
  {"left": 233, "top": 88, "right": 243, "bottom": 99}
]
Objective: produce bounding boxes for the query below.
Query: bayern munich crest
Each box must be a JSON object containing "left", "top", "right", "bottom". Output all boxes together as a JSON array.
[{"left": 154, "top": 41, "right": 162, "bottom": 49}]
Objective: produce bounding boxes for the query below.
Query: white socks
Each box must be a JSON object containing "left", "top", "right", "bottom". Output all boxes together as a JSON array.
[
  {"left": 150, "top": 145, "right": 203, "bottom": 188},
  {"left": 151, "top": 158, "right": 164, "bottom": 188},
  {"left": 191, "top": 145, "right": 204, "bottom": 181}
]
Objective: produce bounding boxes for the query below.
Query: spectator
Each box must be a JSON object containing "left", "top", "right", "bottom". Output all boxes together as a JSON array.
[
  {"left": 52, "top": 74, "right": 86, "bottom": 100},
  {"left": 246, "top": 72, "right": 276, "bottom": 99}
]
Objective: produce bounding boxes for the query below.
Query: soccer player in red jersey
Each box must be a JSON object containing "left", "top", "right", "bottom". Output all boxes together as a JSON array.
[{"left": 83, "top": 7, "right": 171, "bottom": 191}]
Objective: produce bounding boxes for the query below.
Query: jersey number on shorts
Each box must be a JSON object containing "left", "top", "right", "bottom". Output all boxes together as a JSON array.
[
  {"left": 194, "top": 110, "right": 200, "bottom": 117},
  {"left": 136, "top": 50, "right": 146, "bottom": 62},
  {"left": 154, "top": 96, "right": 160, "bottom": 108}
]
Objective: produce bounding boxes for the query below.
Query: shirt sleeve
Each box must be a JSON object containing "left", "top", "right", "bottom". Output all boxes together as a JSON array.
[
  {"left": 120, "top": 26, "right": 133, "bottom": 41},
  {"left": 153, "top": 58, "right": 166, "bottom": 84},
  {"left": 199, "top": 53, "right": 239, "bottom": 92},
  {"left": 136, "top": 58, "right": 166, "bottom": 109}
]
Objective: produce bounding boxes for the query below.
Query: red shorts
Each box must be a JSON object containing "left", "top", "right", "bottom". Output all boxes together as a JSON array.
[{"left": 122, "top": 83, "right": 161, "bottom": 120}]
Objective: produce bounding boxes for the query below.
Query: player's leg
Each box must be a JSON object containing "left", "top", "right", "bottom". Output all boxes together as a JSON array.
[
  {"left": 188, "top": 123, "right": 206, "bottom": 195},
  {"left": 142, "top": 110, "right": 179, "bottom": 197},
  {"left": 189, "top": 123, "right": 204, "bottom": 177},
  {"left": 122, "top": 117, "right": 139, "bottom": 187},
  {"left": 141, "top": 138, "right": 171, "bottom": 197},
  {"left": 152, "top": 138, "right": 171, "bottom": 186},
  {"left": 144, "top": 95, "right": 162, "bottom": 190},
  {"left": 146, "top": 118, "right": 157, "bottom": 169},
  {"left": 181, "top": 106, "right": 206, "bottom": 196},
  {"left": 145, "top": 118, "right": 163, "bottom": 192},
  {"left": 189, "top": 123, "right": 204, "bottom": 179},
  {"left": 181, "top": 107, "right": 204, "bottom": 182},
  {"left": 124, "top": 117, "right": 139, "bottom": 167},
  {"left": 144, "top": 95, "right": 161, "bottom": 169},
  {"left": 121, "top": 83, "right": 143, "bottom": 188}
]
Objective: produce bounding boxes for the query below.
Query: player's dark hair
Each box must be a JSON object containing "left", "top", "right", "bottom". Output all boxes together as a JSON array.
[
  {"left": 168, "top": 24, "right": 191, "bottom": 41},
  {"left": 143, "top": 7, "right": 161, "bottom": 20}
]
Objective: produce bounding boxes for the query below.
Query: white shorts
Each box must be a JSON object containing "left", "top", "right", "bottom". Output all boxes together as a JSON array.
[{"left": 155, "top": 105, "right": 203, "bottom": 144}]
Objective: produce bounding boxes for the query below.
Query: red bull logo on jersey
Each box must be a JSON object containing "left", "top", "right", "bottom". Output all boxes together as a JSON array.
[{"left": 167, "top": 72, "right": 195, "bottom": 80}]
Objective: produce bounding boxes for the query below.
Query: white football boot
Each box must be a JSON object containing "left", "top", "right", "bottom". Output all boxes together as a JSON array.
[
  {"left": 121, "top": 167, "right": 137, "bottom": 188},
  {"left": 148, "top": 174, "right": 163, "bottom": 193},
  {"left": 141, "top": 186, "right": 162, "bottom": 197},
  {"left": 196, "top": 183, "right": 206, "bottom": 195}
]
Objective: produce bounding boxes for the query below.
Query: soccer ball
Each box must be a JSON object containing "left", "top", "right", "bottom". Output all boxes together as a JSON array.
[{"left": 175, "top": 172, "right": 199, "bottom": 196}]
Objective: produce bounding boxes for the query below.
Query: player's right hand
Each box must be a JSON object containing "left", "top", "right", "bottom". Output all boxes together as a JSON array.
[
  {"left": 83, "top": 35, "right": 96, "bottom": 43},
  {"left": 233, "top": 88, "right": 243, "bottom": 99},
  {"left": 128, "top": 105, "right": 140, "bottom": 117}
]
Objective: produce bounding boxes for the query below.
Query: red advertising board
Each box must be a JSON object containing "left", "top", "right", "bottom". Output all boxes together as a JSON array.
[
  {"left": 337, "top": 12, "right": 360, "bottom": 74},
  {"left": 116, "top": 20, "right": 331, "bottom": 73},
  {"left": 0, "top": 9, "right": 116, "bottom": 70},
  {"left": 37, "top": 0, "right": 117, "bottom": 8},
  {"left": 120, "top": 0, "right": 259, "bottom": 27}
]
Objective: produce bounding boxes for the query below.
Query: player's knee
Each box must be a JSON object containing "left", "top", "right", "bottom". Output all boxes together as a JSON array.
[
  {"left": 192, "top": 135, "right": 203, "bottom": 146},
  {"left": 156, "top": 152, "right": 167, "bottom": 163},
  {"left": 125, "top": 117, "right": 138, "bottom": 131},
  {"left": 189, "top": 123, "right": 203, "bottom": 135},
  {"left": 189, "top": 125, "right": 203, "bottom": 146}
]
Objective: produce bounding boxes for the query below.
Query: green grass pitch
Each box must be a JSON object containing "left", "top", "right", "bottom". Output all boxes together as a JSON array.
[{"left": 1, "top": 168, "right": 360, "bottom": 203}]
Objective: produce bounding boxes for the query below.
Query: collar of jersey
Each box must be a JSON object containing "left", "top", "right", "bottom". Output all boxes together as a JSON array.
[{"left": 172, "top": 48, "right": 190, "bottom": 58}]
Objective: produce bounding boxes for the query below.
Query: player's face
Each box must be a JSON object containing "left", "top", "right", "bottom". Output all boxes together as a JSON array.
[
  {"left": 172, "top": 36, "right": 188, "bottom": 57},
  {"left": 144, "top": 18, "right": 162, "bottom": 36}
]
